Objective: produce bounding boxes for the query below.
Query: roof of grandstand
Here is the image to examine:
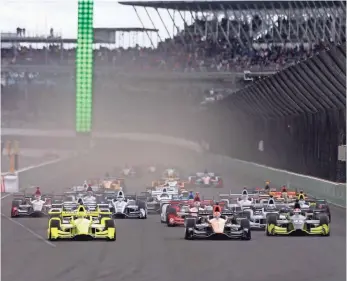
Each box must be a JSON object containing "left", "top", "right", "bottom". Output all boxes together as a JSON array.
[
  {"left": 1, "top": 28, "right": 157, "bottom": 44},
  {"left": 118, "top": 1, "right": 345, "bottom": 10},
  {"left": 0, "top": 36, "right": 103, "bottom": 44}
]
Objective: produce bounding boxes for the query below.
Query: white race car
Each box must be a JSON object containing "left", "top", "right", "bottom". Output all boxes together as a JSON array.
[
  {"left": 242, "top": 197, "right": 287, "bottom": 229},
  {"left": 163, "top": 168, "right": 179, "bottom": 179},
  {"left": 109, "top": 190, "right": 147, "bottom": 219}
]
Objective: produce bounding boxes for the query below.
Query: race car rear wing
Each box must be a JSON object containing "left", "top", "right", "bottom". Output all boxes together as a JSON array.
[
  {"left": 187, "top": 210, "right": 235, "bottom": 217},
  {"left": 13, "top": 192, "right": 52, "bottom": 200},
  {"left": 97, "top": 203, "right": 112, "bottom": 213},
  {"left": 219, "top": 191, "right": 259, "bottom": 199},
  {"left": 151, "top": 190, "right": 178, "bottom": 196},
  {"left": 125, "top": 194, "right": 137, "bottom": 200}
]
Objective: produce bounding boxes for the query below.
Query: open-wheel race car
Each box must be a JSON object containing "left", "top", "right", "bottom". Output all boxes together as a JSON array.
[
  {"left": 11, "top": 190, "right": 53, "bottom": 218},
  {"left": 266, "top": 208, "right": 330, "bottom": 236},
  {"left": 109, "top": 190, "right": 147, "bottom": 219},
  {"left": 184, "top": 207, "right": 251, "bottom": 240},
  {"left": 47, "top": 204, "right": 116, "bottom": 241},
  {"left": 161, "top": 200, "right": 214, "bottom": 226},
  {"left": 187, "top": 172, "right": 223, "bottom": 188}
]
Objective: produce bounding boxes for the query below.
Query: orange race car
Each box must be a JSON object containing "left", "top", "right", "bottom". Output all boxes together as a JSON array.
[
  {"left": 269, "top": 186, "right": 297, "bottom": 199},
  {"left": 101, "top": 178, "right": 125, "bottom": 191}
]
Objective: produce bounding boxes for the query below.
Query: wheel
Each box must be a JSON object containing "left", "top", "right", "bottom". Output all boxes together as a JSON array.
[
  {"left": 48, "top": 219, "right": 60, "bottom": 241},
  {"left": 11, "top": 200, "right": 20, "bottom": 217},
  {"left": 240, "top": 219, "right": 251, "bottom": 240},
  {"left": 105, "top": 219, "right": 116, "bottom": 241},
  {"left": 166, "top": 207, "right": 177, "bottom": 227},
  {"left": 184, "top": 218, "right": 196, "bottom": 240},
  {"left": 136, "top": 201, "right": 147, "bottom": 219},
  {"left": 319, "top": 214, "right": 330, "bottom": 236},
  {"left": 184, "top": 228, "right": 195, "bottom": 240},
  {"left": 265, "top": 225, "right": 271, "bottom": 236},
  {"left": 265, "top": 214, "right": 278, "bottom": 236},
  {"left": 239, "top": 210, "right": 251, "bottom": 220}
]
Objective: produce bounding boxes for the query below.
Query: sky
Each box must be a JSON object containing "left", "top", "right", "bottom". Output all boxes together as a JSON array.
[{"left": 1, "top": 0, "right": 195, "bottom": 48}]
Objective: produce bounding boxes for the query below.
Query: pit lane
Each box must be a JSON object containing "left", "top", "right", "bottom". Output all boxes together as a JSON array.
[{"left": 1, "top": 142, "right": 345, "bottom": 281}]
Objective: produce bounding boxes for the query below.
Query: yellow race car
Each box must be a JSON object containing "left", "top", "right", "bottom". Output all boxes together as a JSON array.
[
  {"left": 47, "top": 205, "right": 116, "bottom": 241},
  {"left": 266, "top": 209, "right": 330, "bottom": 236}
]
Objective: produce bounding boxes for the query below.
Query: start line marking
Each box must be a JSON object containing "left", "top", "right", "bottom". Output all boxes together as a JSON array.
[{"left": 1, "top": 214, "right": 56, "bottom": 248}]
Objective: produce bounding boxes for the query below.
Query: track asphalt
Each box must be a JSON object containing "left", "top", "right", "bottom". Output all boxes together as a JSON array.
[{"left": 1, "top": 141, "right": 345, "bottom": 281}]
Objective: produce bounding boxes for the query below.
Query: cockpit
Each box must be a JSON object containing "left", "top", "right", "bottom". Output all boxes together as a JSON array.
[{"left": 292, "top": 208, "right": 302, "bottom": 216}]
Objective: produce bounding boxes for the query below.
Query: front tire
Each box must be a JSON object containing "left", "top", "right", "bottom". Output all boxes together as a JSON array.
[
  {"left": 105, "top": 220, "right": 116, "bottom": 241},
  {"left": 184, "top": 228, "right": 194, "bottom": 240},
  {"left": 48, "top": 219, "right": 60, "bottom": 241},
  {"left": 240, "top": 219, "right": 251, "bottom": 240}
]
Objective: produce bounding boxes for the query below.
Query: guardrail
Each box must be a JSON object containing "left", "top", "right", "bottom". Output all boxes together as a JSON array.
[{"left": 213, "top": 154, "right": 346, "bottom": 207}]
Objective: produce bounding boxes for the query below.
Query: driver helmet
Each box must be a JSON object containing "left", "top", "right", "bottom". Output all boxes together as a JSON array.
[
  {"left": 213, "top": 211, "right": 221, "bottom": 219},
  {"left": 242, "top": 187, "right": 248, "bottom": 195},
  {"left": 34, "top": 187, "right": 41, "bottom": 200},
  {"left": 293, "top": 208, "right": 301, "bottom": 215},
  {"left": 189, "top": 190, "right": 193, "bottom": 195},
  {"left": 86, "top": 186, "right": 93, "bottom": 197},
  {"left": 35, "top": 187, "right": 41, "bottom": 195},
  {"left": 194, "top": 201, "right": 201, "bottom": 208},
  {"left": 194, "top": 192, "right": 200, "bottom": 202}
]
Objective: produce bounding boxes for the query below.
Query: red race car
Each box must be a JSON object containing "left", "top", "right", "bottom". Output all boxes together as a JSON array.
[{"left": 164, "top": 200, "right": 214, "bottom": 227}]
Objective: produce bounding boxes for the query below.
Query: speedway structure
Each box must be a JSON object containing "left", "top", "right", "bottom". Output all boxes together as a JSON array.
[
  {"left": 119, "top": 0, "right": 346, "bottom": 183},
  {"left": 2, "top": 1, "right": 346, "bottom": 185}
]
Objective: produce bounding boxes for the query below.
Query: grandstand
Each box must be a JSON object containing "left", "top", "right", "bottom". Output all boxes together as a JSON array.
[
  {"left": 1, "top": 1, "right": 346, "bottom": 182},
  {"left": 2, "top": 1, "right": 345, "bottom": 73}
]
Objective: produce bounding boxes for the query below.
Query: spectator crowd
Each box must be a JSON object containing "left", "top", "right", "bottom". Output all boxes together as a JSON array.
[
  {"left": 2, "top": 15, "right": 341, "bottom": 72},
  {"left": 2, "top": 13, "right": 344, "bottom": 133}
]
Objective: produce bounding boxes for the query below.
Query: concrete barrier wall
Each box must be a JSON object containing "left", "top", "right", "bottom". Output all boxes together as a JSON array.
[{"left": 210, "top": 154, "right": 346, "bottom": 207}]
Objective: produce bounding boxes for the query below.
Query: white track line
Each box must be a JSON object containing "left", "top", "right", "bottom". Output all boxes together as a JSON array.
[
  {"left": 1, "top": 194, "right": 11, "bottom": 200},
  {"left": 1, "top": 213, "right": 56, "bottom": 247}
]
